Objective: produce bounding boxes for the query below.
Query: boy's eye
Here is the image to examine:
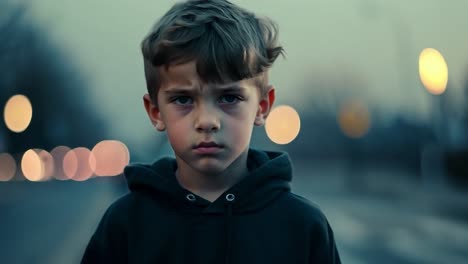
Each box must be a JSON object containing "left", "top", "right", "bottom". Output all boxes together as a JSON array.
[
  {"left": 219, "top": 95, "right": 241, "bottom": 104},
  {"left": 172, "top": 96, "right": 193, "bottom": 105}
]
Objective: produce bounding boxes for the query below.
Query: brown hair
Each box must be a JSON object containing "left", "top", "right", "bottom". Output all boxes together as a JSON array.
[{"left": 141, "top": 0, "right": 285, "bottom": 104}]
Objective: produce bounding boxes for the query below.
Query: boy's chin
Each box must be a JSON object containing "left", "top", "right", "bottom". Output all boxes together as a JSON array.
[{"left": 191, "top": 160, "right": 229, "bottom": 176}]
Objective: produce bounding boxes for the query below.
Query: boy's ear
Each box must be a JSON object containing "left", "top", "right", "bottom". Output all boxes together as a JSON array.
[
  {"left": 254, "top": 85, "right": 275, "bottom": 126},
  {"left": 143, "top": 94, "right": 166, "bottom": 131}
]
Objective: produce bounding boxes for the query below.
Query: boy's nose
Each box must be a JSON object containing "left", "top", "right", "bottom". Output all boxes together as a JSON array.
[{"left": 194, "top": 104, "right": 220, "bottom": 133}]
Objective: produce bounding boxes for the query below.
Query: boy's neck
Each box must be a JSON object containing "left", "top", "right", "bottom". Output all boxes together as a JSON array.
[{"left": 174, "top": 150, "right": 249, "bottom": 202}]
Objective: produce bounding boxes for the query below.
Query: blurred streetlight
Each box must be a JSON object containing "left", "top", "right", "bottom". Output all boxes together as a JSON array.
[
  {"left": 265, "top": 105, "right": 301, "bottom": 145},
  {"left": 0, "top": 153, "right": 16, "bottom": 181},
  {"left": 91, "top": 140, "right": 130, "bottom": 176},
  {"left": 419, "top": 48, "right": 448, "bottom": 95},
  {"left": 418, "top": 48, "right": 450, "bottom": 189},
  {"left": 337, "top": 99, "right": 371, "bottom": 191},
  {"left": 64, "top": 147, "right": 96, "bottom": 181},
  {"left": 21, "top": 149, "right": 43, "bottom": 181},
  {"left": 3, "top": 94, "right": 33, "bottom": 133},
  {"left": 338, "top": 100, "right": 371, "bottom": 139},
  {"left": 418, "top": 47, "right": 449, "bottom": 143},
  {"left": 50, "top": 146, "right": 72, "bottom": 180}
]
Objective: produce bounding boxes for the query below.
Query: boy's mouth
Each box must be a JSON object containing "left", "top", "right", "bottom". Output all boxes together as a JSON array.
[
  {"left": 193, "top": 142, "right": 224, "bottom": 154},
  {"left": 194, "top": 141, "right": 222, "bottom": 149}
]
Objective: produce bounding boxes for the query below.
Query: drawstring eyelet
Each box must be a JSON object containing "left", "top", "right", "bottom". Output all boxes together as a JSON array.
[
  {"left": 186, "top": 193, "right": 196, "bottom": 202},
  {"left": 225, "top": 193, "right": 235, "bottom": 202}
]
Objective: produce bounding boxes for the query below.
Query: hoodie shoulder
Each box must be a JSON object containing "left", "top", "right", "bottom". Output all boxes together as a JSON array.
[
  {"left": 280, "top": 192, "right": 331, "bottom": 228},
  {"left": 107, "top": 192, "right": 133, "bottom": 218},
  {"left": 82, "top": 193, "right": 133, "bottom": 263},
  {"left": 92, "top": 192, "right": 134, "bottom": 237},
  {"left": 280, "top": 193, "right": 341, "bottom": 263}
]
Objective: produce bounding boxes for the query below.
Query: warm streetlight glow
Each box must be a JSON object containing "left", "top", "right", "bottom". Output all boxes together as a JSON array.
[
  {"left": 92, "top": 140, "right": 130, "bottom": 176},
  {"left": 419, "top": 48, "right": 448, "bottom": 95},
  {"left": 0, "top": 153, "right": 16, "bottom": 181},
  {"left": 64, "top": 147, "right": 96, "bottom": 181},
  {"left": 21, "top": 149, "right": 43, "bottom": 181},
  {"left": 51, "top": 146, "right": 71, "bottom": 180},
  {"left": 338, "top": 100, "right": 371, "bottom": 138},
  {"left": 265, "top": 105, "right": 301, "bottom": 145},
  {"left": 63, "top": 149, "right": 78, "bottom": 180},
  {"left": 38, "top": 150, "right": 54, "bottom": 181},
  {"left": 3, "top": 94, "right": 33, "bottom": 133}
]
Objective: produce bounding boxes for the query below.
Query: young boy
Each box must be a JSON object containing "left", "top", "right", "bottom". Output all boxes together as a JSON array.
[{"left": 82, "top": 0, "right": 341, "bottom": 263}]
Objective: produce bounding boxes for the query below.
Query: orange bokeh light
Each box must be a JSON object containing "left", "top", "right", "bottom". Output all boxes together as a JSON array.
[
  {"left": 38, "top": 150, "right": 54, "bottom": 181},
  {"left": 338, "top": 100, "right": 371, "bottom": 138},
  {"left": 0, "top": 153, "right": 16, "bottom": 181},
  {"left": 51, "top": 146, "right": 71, "bottom": 180},
  {"left": 265, "top": 105, "right": 301, "bottom": 145},
  {"left": 3, "top": 94, "right": 33, "bottom": 133},
  {"left": 21, "top": 149, "right": 43, "bottom": 181},
  {"left": 64, "top": 147, "right": 96, "bottom": 181},
  {"left": 92, "top": 140, "right": 130, "bottom": 176},
  {"left": 63, "top": 149, "right": 78, "bottom": 180},
  {"left": 419, "top": 48, "right": 448, "bottom": 95}
]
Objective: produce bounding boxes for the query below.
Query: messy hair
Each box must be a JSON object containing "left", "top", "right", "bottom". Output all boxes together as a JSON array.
[{"left": 141, "top": 0, "right": 285, "bottom": 104}]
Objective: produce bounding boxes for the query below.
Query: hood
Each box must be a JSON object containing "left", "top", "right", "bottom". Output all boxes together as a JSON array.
[
  {"left": 124, "top": 148, "right": 292, "bottom": 214},
  {"left": 124, "top": 148, "right": 292, "bottom": 264}
]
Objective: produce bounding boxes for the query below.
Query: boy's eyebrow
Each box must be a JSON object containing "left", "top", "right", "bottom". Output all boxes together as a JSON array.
[
  {"left": 164, "top": 85, "right": 246, "bottom": 94},
  {"left": 218, "top": 85, "right": 246, "bottom": 93},
  {"left": 164, "top": 88, "right": 196, "bottom": 95}
]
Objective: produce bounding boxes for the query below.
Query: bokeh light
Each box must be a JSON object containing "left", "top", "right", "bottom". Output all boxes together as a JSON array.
[
  {"left": 3, "top": 94, "right": 33, "bottom": 133},
  {"left": 338, "top": 100, "right": 371, "bottom": 139},
  {"left": 63, "top": 149, "right": 78, "bottom": 180},
  {"left": 64, "top": 147, "right": 96, "bottom": 181},
  {"left": 0, "top": 153, "right": 16, "bottom": 181},
  {"left": 265, "top": 105, "right": 301, "bottom": 145},
  {"left": 419, "top": 48, "right": 448, "bottom": 95},
  {"left": 38, "top": 150, "right": 54, "bottom": 181},
  {"left": 21, "top": 149, "right": 43, "bottom": 181},
  {"left": 51, "top": 146, "right": 71, "bottom": 180},
  {"left": 92, "top": 140, "right": 130, "bottom": 176}
]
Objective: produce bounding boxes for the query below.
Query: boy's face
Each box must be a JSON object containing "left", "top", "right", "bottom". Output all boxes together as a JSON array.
[{"left": 143, "top": 61, "right": 275, "bottom": 176}]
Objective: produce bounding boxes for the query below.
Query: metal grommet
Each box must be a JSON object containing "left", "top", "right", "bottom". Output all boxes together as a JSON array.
[
  {"left": 225, "top": 193, "right": 235, "bottom": 202},
  {"left": 186, "top": 193, "right": 196, "bottom": 202}
]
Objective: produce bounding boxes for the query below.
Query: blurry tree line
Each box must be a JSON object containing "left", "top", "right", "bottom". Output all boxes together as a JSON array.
[
  {"left": 253, "top": 65, "right": 468, "bottom": 188},
  {"left": 254, "top": 69, "right": 436, "bottom": 172},
  {"left": 284, "top": 110, "right": 434, "bottom": 171},
  {"left": 0, "top": 2, "right": 107, "bottom": 157}
]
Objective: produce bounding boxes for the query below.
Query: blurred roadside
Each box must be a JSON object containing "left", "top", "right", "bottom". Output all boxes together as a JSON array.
[{"left": 2, "top": 162, "right": 467, "bottom": 264}]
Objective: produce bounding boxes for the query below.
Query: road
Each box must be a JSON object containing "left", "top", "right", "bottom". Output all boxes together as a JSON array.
[
  {"left": 0, "top": 178, "right": 123, "bottom": 264},
  {"left": 1, "top": 164, "right": 467, "bottom": 264}
]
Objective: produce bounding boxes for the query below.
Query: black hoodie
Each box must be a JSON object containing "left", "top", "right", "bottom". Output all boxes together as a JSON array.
[{"left": 82, "top": 148, "right": 341, "bottom": 264}]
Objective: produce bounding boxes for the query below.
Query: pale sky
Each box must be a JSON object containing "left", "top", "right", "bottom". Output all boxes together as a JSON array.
[{"left": 21, "top": 0, "right": 468, "bottom": 152}]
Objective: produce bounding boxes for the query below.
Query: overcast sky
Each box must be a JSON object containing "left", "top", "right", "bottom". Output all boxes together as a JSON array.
[{"left": 21, "top": 0, "right": 468, "bottom": 152}]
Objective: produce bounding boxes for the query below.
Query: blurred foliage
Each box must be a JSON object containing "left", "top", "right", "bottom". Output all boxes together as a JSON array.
[
  {"left": 0, "top": 2, "right": 106, "bottom": 155},
  {"left": 283, "top": 110, "right": 434, "bottom": 172}
]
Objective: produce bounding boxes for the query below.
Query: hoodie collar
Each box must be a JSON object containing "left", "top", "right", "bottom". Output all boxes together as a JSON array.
[{"left": 124, "top": 148, "right": 292, "bottom": 214}]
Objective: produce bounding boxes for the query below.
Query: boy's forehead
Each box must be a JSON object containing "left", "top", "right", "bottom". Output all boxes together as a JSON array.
[
  {"left": 158, "top": 61, "right": 254, "bottom": 93},
  {"left": 158, "top": 61, "right": 199, "bottom": 87}
]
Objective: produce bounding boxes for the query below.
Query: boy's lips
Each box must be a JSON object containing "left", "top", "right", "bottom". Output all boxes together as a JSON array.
[
  {"left": 193, "top": 141, "right": 222, "bottom": 148},
  {"left": 193, "top": 141, "right": 223, "bottom": 154}
]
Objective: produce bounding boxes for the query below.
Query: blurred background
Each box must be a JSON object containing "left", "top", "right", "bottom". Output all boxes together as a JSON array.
[{"left": 1, "top": 0, "right": 468, "bottom": 263}]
